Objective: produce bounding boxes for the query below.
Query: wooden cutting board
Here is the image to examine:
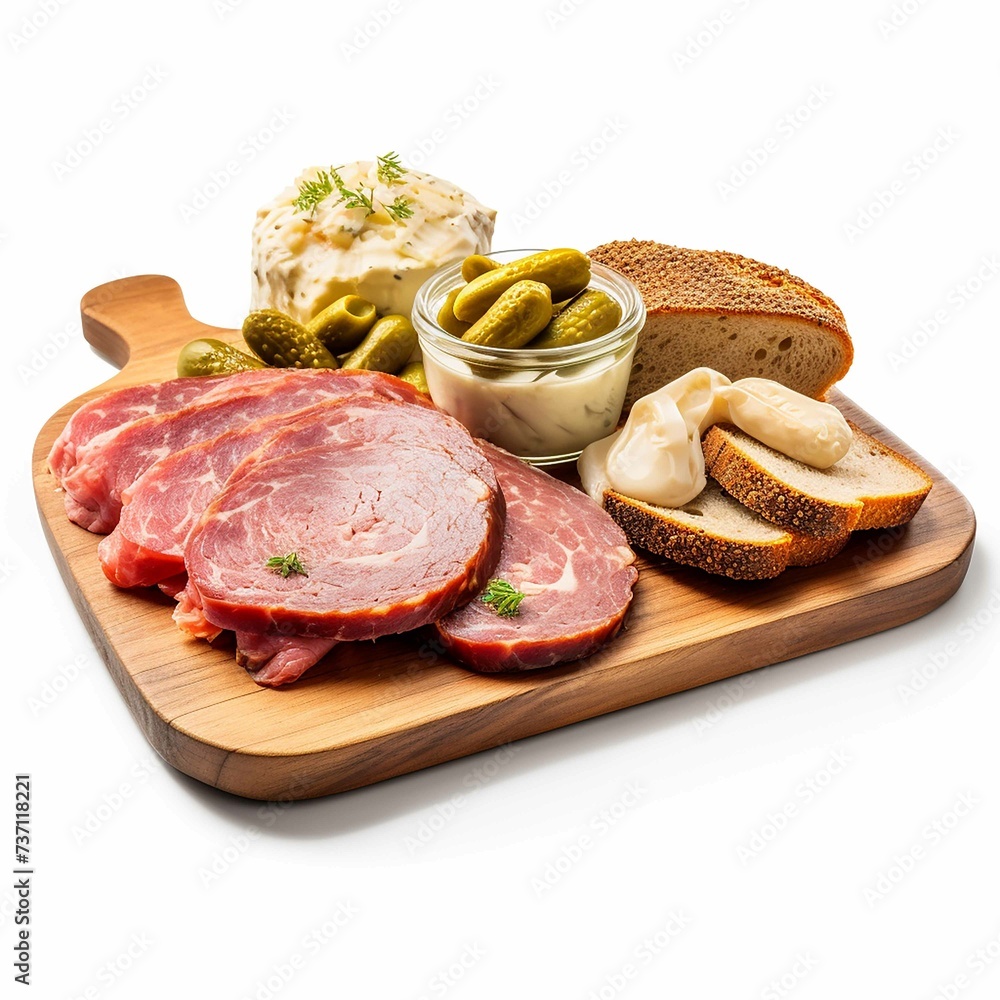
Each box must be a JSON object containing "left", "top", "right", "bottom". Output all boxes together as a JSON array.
[{"left": 32, "top": 276, "right": 976, "bottom": 801}]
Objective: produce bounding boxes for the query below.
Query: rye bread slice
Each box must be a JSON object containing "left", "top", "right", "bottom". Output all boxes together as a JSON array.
[
  {"left": 604, "top": 479, "right": 850, "bottom": 581},
  {"left": 702, "top": 421, "right": 933, "bottom": 537}
]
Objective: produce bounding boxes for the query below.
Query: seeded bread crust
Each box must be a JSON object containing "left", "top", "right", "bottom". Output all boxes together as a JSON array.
[
  {"left": 589, "top": 240, "right": 854, "bottom": 407},
  {"left": 702, "top": 421, "right": 933, "bottom": 537},
  {"left": 603, "top": 485, "right": 851, "bottom": 581}
]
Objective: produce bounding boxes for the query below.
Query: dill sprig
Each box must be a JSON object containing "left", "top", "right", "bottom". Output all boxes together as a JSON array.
[
  {"left": 480, "top": 578, "right": 526, "bottom": 617},
  {"left": 292, "top": 168, "right": 336, "bottom": 214},
  {"left": 386, "top": 195, "right": 414, "bottom": 221},
  {"left": 293, "top": 153, "right": 413, "bottom": 222},
  {"left": 377, "top": 151, "right": 406, "bottom": 184},
  {"left": 265, "top": 552, "right": 308, "bottom": 578}
]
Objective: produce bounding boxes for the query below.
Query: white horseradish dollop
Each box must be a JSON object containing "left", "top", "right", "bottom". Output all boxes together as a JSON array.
[{"left": 578, "top": 367, "right": 853, "bottom": 508}]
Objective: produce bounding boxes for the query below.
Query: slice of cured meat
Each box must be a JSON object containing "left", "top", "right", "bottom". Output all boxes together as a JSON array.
[
  {"left": 61, "top": 368, "right": 427, "bottom": 533},
  {"left": 178, "top": 396, "right": 505, "bottom": 644},
  {"left": 47, "top": 374, "right": 232, "bottom": 482},
  {"left": 98, "top": 380, "right": 431, "bottom": 588},
  {"left": 234, "top": 633, "right": 339, "bottom": 688},
  {"left": 434, "top": 444, "right": 638, "bottom": 672}
]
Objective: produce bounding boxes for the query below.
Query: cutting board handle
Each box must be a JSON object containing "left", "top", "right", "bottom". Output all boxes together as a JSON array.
[{"left": 81, "top": 275, "right": 235, "bottom": 372}]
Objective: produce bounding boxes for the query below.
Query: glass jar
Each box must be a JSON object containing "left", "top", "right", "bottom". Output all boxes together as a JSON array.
[{"left": 412, "top": 250, "right": 645, "bottom": 466}]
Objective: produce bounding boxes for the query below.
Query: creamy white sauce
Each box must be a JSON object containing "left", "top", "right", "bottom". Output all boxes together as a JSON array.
[
  {"left": 422, "top": 347, "right": 634, "bottom": 462},
  {"left": 251, "top": 161, "right": 496, "bottom": 322},
  {"left": 579, "top": 368, "right": 853, "bottom": 507}
]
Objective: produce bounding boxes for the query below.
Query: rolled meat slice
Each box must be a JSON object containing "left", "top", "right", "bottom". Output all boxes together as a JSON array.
[
  {"left": 434, "top": 444, "right": 638, "bottom": 671},
  {"left": 178, "top": 396, "right": 505, "bottom": 643}
]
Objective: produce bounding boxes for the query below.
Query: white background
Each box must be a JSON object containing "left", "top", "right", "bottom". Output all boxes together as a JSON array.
[{"left": 3, "top": 0, "right": 999, "bottom": 997}]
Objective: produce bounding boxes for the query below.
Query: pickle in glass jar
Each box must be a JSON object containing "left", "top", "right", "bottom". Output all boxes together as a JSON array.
[
  {"left": 528, "top": 289, "right": 623, "bottom": 349},
  {"left": 460, "top": 280, "right": 552, "bottom": 349},
  {"left": 453, "top": 248, "right": 590, "bottom": 323}
]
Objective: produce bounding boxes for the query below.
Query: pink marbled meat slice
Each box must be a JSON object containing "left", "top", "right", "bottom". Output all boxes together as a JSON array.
[
  {"left": 47, "top": 374, "right": 232, "bottom": 482},
  {"left": 61, "top": 368, "right": 427, "bottom": 533},
  {"left": 177, "top": 397, "right": 505, "bottom": 652},
  {"left": 434, "top": 444, "right": 638, "bottom": 672},
  {"left": 234, "top": 633, "right": 339, "bottom": 688},
  {"left": 98, "top": 380, "right": 432, "bottom": 588}
]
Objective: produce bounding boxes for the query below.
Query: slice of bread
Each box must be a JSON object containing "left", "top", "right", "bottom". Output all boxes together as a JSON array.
[
  {"left": 604, "top": 479, "right": 851, "bottom": 581},
  {"left": 589, "top": 240, "right": 854, "bottom": 409},
  {"left": 702, "top": 421, "right": 933, "bottom": 537}
]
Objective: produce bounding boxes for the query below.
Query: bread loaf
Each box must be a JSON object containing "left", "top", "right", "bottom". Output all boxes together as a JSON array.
[{"left": 589, "top": 240, "right": 853, "bottom": 409}]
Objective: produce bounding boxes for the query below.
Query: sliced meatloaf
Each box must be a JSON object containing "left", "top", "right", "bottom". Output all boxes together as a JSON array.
[
  {"left": 60, "top": 368, "right": 428, "bottom": 533},
  {"left": 177, "top": 396, "right": 505, "bottom": 643},
  {"left": 434, "top": 444, "right": 638, "bottom": 671}
]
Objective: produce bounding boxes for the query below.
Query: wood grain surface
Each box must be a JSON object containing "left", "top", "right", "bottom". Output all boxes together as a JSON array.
[{"left": 32, "top": 276, "right": 977, "bottom": 801}]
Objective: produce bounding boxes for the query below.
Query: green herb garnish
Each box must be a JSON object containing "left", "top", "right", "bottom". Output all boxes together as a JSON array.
[
  {"left": 293, "top": 167, "right": 337, "bottom": 214},
  {"left": 480, "top": 578, "right": 526, "bottom": 617},
  {"left": 377, "top": 150, "right": 406, "bottom": 184},
  {"left": 266, "top": 552, "right": 308, "bottom": 578},
  {"left": 386, "top": 195, "right": 413, "bottom": 221},
  {"left": 293, "top": 153, "right": 413, "bottom": 222}
]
